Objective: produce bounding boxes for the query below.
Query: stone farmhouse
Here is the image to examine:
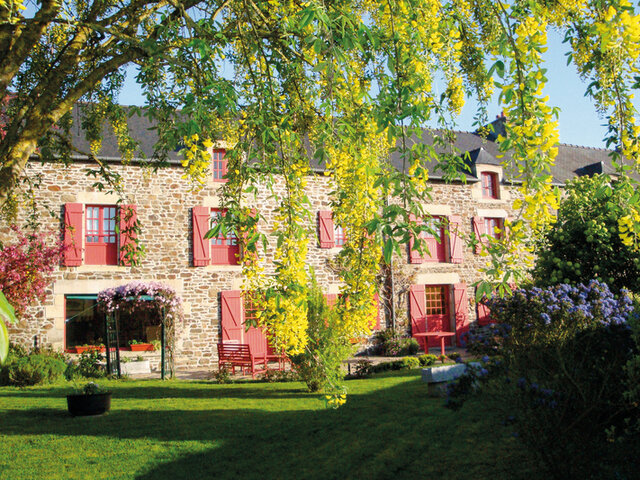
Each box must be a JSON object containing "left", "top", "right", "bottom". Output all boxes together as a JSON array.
[{"left": 5, "top": 114, "right": 621, "bottom": 369}]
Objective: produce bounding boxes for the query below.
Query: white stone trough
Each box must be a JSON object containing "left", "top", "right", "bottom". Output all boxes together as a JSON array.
[
  {"left": 422, "top": 362, "right": 481, "bottom": 396},
  {"left": 120, "top": 360, "right": 151, "bottom": 375}
]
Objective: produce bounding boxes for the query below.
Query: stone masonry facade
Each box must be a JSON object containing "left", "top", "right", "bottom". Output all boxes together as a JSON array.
[{"left": 4, "top": 155, "right": 515, "bottom": 369}]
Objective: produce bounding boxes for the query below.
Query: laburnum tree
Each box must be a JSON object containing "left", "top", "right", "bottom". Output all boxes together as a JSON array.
[{"left": 3, "top": 0, "right": 640, "bottom": 369}]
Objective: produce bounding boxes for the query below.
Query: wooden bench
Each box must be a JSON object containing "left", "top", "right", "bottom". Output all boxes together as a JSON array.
[{"left": 217, "top": 343, "right": 267, "bottom": 378}]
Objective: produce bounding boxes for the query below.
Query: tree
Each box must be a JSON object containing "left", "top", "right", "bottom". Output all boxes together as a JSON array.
[
  {"left": 3, "top": 0, "right": 640, "bottom": 358},
  {"left": 533, "top": 174, "right": 640, "bottom": 293}
]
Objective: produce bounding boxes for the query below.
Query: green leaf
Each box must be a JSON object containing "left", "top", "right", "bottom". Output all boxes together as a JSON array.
[{"left": 383, "top": 238, "right": 394, "bottom": 264}]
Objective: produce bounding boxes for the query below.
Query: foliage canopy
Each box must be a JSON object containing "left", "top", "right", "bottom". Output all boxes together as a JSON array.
[{"left": 3, "top": 0, "right": 640, "bottom": 354}]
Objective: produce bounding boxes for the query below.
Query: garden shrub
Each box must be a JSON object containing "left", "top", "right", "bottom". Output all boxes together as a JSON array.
[
  {"left": 370, "top": 330, "right": 420, "bottom": 356},
  {"left": 418, "top": 354, "right": 437, "bottom": 366},
  {"left": 1, "top": 352, "right": 66, "bottom": 386},
  {"left": 289, "top": 271, "right": 353, "bottom": 393},
  {"left": 65, "top": 350, "right": 106, "bottom": 379},
  {"left": 400, "top": 356, "right": 420, "bottom": 369},
  {"left": 448, "top": 281, "right": 640, "bottom": 479}
]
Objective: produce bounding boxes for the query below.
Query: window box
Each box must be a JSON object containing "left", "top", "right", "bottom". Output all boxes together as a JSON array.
[{"left": 128, "top": 343, "right": 154, "bottom": 352}]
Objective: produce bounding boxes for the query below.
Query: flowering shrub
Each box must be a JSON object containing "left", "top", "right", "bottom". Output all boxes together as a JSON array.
[
  {"left": 0, "top": 225, "right": 64, "bottom": 317},
  {"left": 447, "top": 281, "right": 639, "bottom": 478}
]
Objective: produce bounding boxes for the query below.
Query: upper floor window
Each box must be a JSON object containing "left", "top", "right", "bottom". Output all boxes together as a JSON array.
[
  {"left": 481, "top": 172, "right": 499, "bottom": 199},
  {"left": 63, "top": 203, "right": 137, "bottom": 267},
  {"left": 210, "top": 208, "right": 239, "bottom": 265},
  {"left": 484, "top": 217, "right": 504, "bottom": 240},
  {"left": 212, "top": 149, "right": 228, "bottom": 182},
  {"left": 334, "top": 224, "right": 346, "bottom": 247},
  {"left": 85, "top": 205, "right": 118, "bottom": 265}
]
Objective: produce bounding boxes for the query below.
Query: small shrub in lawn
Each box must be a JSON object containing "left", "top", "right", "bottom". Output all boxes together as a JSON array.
[
  {"left": 260, "top": 369, "right": 300, "bottom": 383},
  {"left": 352, "top": 359, "right": 373, "bottom": 378},
  {"left": 212, "top": 367, "right": 232, "bottom": 384},
  {"left": 400, "top": 356, "right": 420, "bottom": 369},
  {"left": 1, "top": 352, "right": 67, "bottom": 386},
  {"left": 401, "top": 338, "right": 420, "bottom": 355},
  {"left": 371, "top": 330, "right": 420, "bottom": 357},
  {"left": 418, "top": 354, "right": 437, "bottom": 366}
]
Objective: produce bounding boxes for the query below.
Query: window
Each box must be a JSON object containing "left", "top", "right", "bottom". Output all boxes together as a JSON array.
[
  {"left": 410, "top": 215, "right": 447, "bottom": 263},
  {"left": 212, "top": 149, "right": 228, "bottom": 182},
  {"left": 425, "top": 286, "right": 448, "bottom": 315},
  {"left": 484, "top": 217, "right": 503, "bottom": 240},
  {"left": 334, "top": 224, "right": 346, "bottom": 247},
  {"left": 481, "top": 172, "right": 499, "bottom": 199},
  {"left": 63, "top": 203, "right": 137, "bottom": 267},
  {"left": 85, "top": 205, "right": 118, "bottom": 265},
  {"left": 210, "top": 208, "right": 240, "bottom": 265},
  {"left": 65, "top": 295, "right": 160, "bottom": 350}
]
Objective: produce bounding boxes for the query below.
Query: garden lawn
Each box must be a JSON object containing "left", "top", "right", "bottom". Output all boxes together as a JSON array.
[{"left": 0, "top": 371, "right": 540, "bottom": 480}]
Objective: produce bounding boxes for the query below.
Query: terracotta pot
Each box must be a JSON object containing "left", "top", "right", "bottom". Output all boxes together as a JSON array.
[{"left": 129, "top": 343, "right": 154, "bottom": 352}]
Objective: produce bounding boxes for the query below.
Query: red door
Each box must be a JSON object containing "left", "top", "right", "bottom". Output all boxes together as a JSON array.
[{"left": 424, "top": 285, "right": 452, "bottom": 347}]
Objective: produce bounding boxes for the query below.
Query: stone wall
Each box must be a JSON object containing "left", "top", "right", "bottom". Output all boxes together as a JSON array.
[{"left": 3, "top": 158, "right": 516, "bottom": 368}]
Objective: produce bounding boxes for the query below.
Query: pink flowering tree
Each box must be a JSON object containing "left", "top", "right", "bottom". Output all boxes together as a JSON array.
[
  {"left": 0, "top": 225, "right": 64, "bottom": 363},
  {"left": 97, "top": 281, "right": 183, "bottom": 374}
]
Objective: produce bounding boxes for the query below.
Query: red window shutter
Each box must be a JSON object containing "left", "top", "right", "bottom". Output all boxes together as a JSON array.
[
  {"left": 318, "top": 211, "right": 334, "bottom": 248},
  {"left": 118, "top": 204, "right": 137, "bottom": 266},
  {"left": 220, "top": 290, "right": 244, "bottom": 343},
  {"left": 453, "top": 283, "right": 469, "bottom": 346},
  {"left": 409, "top": 284, "right": 426, "bottom": 334},
  {"left": 448, "top": 215, "right": 464, "bottom": 264},
  {"left": 192, "top": 206, "right": 211, "bottom": 266},
  {"left": 476, "top": 296, "right": 492, "bottom": 326},
  {"left": 472, "top": 216, "right": 485, "bottom": 254},
  {"left": 408, "top": 214, "right": 422, "bottom": 264},
  {"left": 63, "top": 203, "right": 83, "bottom": 266}
]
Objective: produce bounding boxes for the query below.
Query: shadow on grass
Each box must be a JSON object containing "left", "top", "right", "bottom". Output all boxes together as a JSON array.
[{"left": 0, "top": 373, "right": 541, "bottom": 480}]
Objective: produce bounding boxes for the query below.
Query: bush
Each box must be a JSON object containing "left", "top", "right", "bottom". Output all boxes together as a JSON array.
[
  {"left": 400, "top": 356, "right": 420, "bottom": 369},
  {"left": 1, "top": 352, "right": 66, "bottom": 386},
  {"left": 452, "top": 281, "right": 640, "bottom": 479},
  {"left": 65, "top": 350, "right": 106, "bottom": 379},
  {"left": 418, "top": 354, "right": 437, "bottom": 366},
  {"left": 371, "top": 330, "right": 420, "bottom": 356}
]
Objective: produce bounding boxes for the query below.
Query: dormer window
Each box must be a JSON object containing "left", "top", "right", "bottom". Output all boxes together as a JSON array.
[{"left": 481, "top": 172, "right": 499, "bottom": 199}]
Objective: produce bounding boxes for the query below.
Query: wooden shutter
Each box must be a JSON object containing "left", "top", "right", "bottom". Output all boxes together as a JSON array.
[
  {"left": 118, "top": 204, "right": 137, "bottom": 266},
  {"left": 324, "top": 293, "right": 338, "bottom": 307},
  {"left": 63, "top": 203, "right": 83, "bottom": 266},
  {"left": 408, "top": 214, "right": 423, "bottom": 264},
  {"left": 220, "top": 290, "right": 244, "bottom": 343},
  {"left": 448, "top": 215, "right": 464, "bottom": 263},
  {"left": 476, "top": 297, "right": 492, "bottom": 326},
  {"left": 409, "top": 284, "right": 426, "bottom": 334},
  {"left": 318, "top": 211, "right": 334, "bottom": 248},
  {"left": 453, "top": 283, "right": 469, "bottom": 346},
  {"left": 472, "top": 216, "right": 485, "bottom": 254},
  {"left": 192, "top": 206, "right": 211, "bottom": 266}
]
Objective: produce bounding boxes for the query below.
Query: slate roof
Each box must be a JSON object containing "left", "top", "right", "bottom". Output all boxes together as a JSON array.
[{"left": 63, "top": 107, "right": 629, "bottom": 186}]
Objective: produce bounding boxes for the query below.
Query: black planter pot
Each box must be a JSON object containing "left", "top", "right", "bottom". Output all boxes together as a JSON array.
[{"left": 67, "top": 392, "right": 112, "bottom": 416}]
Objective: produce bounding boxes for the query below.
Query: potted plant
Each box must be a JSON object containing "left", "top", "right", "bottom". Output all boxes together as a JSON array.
[
  {"left": 67, "top": 382, "right": 112, "bottom": 416},
  {"left": 128, "top": 339, "right": 154, "bottom": 351}
]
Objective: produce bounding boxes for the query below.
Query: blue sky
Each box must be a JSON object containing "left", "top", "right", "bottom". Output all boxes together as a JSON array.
[{"left": 117, "top": 30, "right": 617, "bottom": 149}]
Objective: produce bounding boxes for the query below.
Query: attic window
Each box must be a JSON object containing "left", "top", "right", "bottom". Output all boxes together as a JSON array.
[{"left": 481, "top": 172, "right": 499, "bottom": 199}]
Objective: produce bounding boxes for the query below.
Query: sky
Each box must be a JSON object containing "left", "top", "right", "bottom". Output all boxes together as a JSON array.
[{"left": 117, "top": 30, "right": 617, "bottom": 149}]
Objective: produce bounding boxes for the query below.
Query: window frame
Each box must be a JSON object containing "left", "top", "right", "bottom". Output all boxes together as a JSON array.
[
  {"left": 84, "top": 204, "right": 118, "bottom": 265},
  {"left": 481, "top": 172, "right": 499, "bottom": 199},
  {"left": 210, "top": 208, "right": 240, "bottom": 265},
  {"left": 483, "top": 217, "right": 504, "bottom": 240},
  {"left": 212, "top": 149, "right": 228, "bottom": 183}
]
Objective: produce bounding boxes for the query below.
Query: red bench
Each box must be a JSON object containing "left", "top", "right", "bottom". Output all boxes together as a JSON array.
[{"left": 217, "top": 343, "right": 267, "bottom": 378}]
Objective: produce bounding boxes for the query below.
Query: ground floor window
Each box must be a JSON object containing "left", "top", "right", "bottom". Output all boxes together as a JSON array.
[{"left": 65, "top": 295, "right": 161, "bottom": 349}]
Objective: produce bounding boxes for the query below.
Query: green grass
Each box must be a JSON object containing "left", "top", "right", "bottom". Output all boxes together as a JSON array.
[{"left": 0, "top": 371, "right": 541, "bottom": 480}]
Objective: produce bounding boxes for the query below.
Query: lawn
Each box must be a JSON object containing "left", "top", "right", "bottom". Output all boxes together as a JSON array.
[{"left": 0, "top": 371, "right": 541, "bottom": 480}]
